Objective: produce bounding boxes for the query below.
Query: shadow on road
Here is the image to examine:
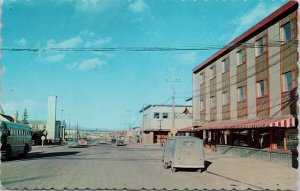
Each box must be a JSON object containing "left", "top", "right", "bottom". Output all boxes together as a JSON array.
[
  {"left": 172, "top": 160, "right": 212, "bottom": 173},
  {"left": 28, "top": 151, "right": 80, "bottom": 160}
]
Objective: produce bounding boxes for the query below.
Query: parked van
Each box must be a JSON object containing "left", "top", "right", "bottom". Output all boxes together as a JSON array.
[{"left": 163, "top": 136, "right": 205, "bottom": 173}]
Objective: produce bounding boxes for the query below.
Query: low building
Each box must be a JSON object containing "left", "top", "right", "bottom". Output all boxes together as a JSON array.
[{"left": 140, "top": 104, "right": 193, "bottom": 145}]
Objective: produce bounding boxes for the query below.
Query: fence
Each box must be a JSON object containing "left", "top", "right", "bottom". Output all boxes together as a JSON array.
[{"left": 216, "top": 145, "right": 297, "bottom": 168}]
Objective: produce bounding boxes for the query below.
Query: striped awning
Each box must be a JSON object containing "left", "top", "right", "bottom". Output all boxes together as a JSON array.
[{"left": 193, "top": 116, "right": 297, "bottom": 130}]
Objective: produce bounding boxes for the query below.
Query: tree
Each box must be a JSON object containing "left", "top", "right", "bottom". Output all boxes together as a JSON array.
[{"left": 22, "top": 108, "right": 29, "bottom": 124}]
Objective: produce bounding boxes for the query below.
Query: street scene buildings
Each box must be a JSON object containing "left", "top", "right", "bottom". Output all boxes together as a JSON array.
[
  {"left": 0, "top": 1, "right": 298, "bottom": 190},
  {"left": 191, "top": 1, "right": 298, "bottom": 167}
]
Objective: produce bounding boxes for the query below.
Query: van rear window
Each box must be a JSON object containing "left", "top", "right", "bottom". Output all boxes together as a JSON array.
[{"left": 181, "top": 140, "right": 196, "bottom": 147}]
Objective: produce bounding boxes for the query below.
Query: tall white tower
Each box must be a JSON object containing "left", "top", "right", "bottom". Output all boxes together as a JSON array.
[{"left": 46, "top": 96, "right": 57, "bottom": 141}]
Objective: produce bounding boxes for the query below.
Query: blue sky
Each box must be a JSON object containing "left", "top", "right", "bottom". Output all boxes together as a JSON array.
[{"left": 1, "top": 0, "right": 288, "bottom": 130}]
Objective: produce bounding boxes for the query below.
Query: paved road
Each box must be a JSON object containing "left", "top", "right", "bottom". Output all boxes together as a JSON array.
[{"left": 0, "top": 141, "right": 297, "bottom": 190}]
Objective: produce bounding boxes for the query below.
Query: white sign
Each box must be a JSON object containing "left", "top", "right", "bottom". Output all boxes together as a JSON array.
[
  {"left": 41, "top": 136, "right": 45, "bottom": 141},
  {"left": 170, "top": 128, "right": 177, "bottom": 136}
]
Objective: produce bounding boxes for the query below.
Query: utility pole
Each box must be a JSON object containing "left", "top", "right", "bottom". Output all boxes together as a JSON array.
[{"left": 166, "top": 66, "right": 180, "bottom": 136}]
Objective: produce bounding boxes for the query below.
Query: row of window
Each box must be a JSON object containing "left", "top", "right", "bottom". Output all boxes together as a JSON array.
[
  {"left": 199, "top": 20, "right": 295, "bottom": 84},
  {"left": 153, "top": 112, "right": 192, "bottom": 119},
  {"left": 9, "top": 128, "right": 31, "bottom": 136},
  {"left": 199, "top": 71, "right": 294, "bottom": 110}
]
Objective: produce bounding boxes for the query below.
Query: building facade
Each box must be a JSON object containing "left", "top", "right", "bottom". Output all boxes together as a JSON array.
[
  {"left": 140, "top": 105, "right": 193, "bottom": 145},
  {"left": 192, "top": 1, "right": 298, "bottom": 153}
]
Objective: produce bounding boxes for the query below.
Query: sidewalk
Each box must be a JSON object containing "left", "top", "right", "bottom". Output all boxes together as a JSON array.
[{"left": 204, "top": 151, "right": 298, "bottom": 190}]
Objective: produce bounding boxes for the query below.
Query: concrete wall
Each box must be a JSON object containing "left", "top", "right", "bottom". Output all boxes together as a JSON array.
[
  {"left": 229, "top": 51, "right": 237, "bottom": 120},
  {"left": 216, "top": 59, "right": 222, "bottom": 121},
  {"left": 205, "top": 66, "right": 210, "bottom": 121}
]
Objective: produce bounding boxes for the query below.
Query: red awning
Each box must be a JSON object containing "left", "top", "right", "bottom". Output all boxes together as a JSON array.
[{"left": 193, "top": 116, "right": 296, "bottom": 130}]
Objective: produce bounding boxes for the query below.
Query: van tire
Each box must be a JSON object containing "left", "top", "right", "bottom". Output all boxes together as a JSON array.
[
  {"left": 163, "top": 162, "right": 168, "bottom": 169},
  {"left": 171, "top": 166, "right": 177, "bottom": 173},
  {"left": 1, "top": 145, "right": 12, "bottom": 161}
]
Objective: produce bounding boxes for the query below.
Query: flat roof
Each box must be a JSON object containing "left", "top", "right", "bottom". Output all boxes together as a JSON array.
[{"left": 193, "top": 1, "right": 298, "bottom": 74}]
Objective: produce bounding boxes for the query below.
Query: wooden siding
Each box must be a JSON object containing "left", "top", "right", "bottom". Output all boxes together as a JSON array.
[
  {"left": 281, "top": 89, "right": 298, "bottom": 116},
  {"left": 237, "top": 101, "right": 247, "bottom": 118},
  {"left": 257, "top": 96, "right": 269, "bottom": 118},
  {"left": 256, "top": 53, "right": 269, "bottom": 81},
  {"left": 210, "top": 108, "right": 217, "bottom": 121},
  {"left": 222, "top": 105, "right": 230, "bottom": 120},
  {"left": 237, "top": 63, "right": 247, "bottom": 88}
]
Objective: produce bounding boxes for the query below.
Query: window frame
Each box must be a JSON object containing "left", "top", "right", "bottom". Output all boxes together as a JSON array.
[
  {"left": 162, "top": 113, "right": 168, "bottom": 119},
  {"left": 222, "top": 91, "right": 229, "bottom": 106},
  {"left": 210, "top": 66, "right": 215, "bottom": 80},
  {"left": 281, "top": 21, "right": 291, "bottom": 43},
  {"left": 282, "top": 71, "right": 293, "bottom": 92},
  {"left": 222, "top": 58, "right": 228, "bottom": 73},
  {"left": 237, "top": 86, "right": 246, "bottom": 102},
  {"left": 255, "top": 37, "right": 266, "bottom": 57},
  {"left": 256, "top": 80, "right": 268, "bottom": 98},
  {"left": 153, "top": 112, "right": 160, "bottom": 119},
  {"left": 236, "top": 50, "right": 244, "bottom": 66},
  {"left": 210, "top": 96, "right": 216, "bottom": 109},
  {"left": 200, "top": 100, "right": 204, "bottom": 111}
]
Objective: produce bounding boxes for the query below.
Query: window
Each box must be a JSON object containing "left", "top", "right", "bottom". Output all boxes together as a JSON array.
[
  {"left": 222, "top": 91, "right": 229, "bottom": 106},
  {"left": 281, "top": 22, "right": 291, "bottom": 42},
  {"left": 162, "top": 113, "right": 168, "bottom": 118},
  {"left": 210, "top": 66, "right": 215, "bottom": 79},
  {"left": 210, "top": 96, "right": 216, "bottom": 108},
  {"left": 237, "top": 86, "right": 246, "bottom": 102},
  {"left": 153, "top": 112, "right": 160, "bottom": 118},
  {"left": 255, "top": 37, "right": 265, "bottom": 57},
  {"left": 236, "top": 50, "right": 244, "bottom": 66},
  {"left": 282, "top": 72, "right": 292, "bottom": 92},
  {"left": 257, "top": 80, "right": 268, "bottom": 97},
  {"left": 222, "top": 58, "right": 228, "bottom": 73},
  {"left": 200, "top": 73, "right": 204, "bottom": 84},
  {"left": 200, "top": 100, "right": 204, "bottom": 111}
]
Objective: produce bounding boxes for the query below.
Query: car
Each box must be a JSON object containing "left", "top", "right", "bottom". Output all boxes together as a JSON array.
[
  {"left": 78, "top": 138, "right": 88, "bottom": 147},
  {"left": 116, "top": 140, "right": 125, "bottom": 146},
  {"left": 99, "top": 139, "right": 106, "bottom": 144},
  {"left": 68, "top": 140, "right": 79, "bottom": 148},
  {"left": 111, "top": 138, "right": 116, "bottom": 144},
  {"left": 163, "top": 136, "right": 205, "bottom": 173}
]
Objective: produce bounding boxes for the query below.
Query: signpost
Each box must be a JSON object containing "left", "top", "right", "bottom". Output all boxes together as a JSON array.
[{"left": 41, "top": 136, "right": 45, "bottom": 147}]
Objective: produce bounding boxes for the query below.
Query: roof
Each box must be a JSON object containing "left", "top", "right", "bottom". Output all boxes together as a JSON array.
[
  {"left": 139, "top": 104, "right": 192, "bottom": 113},
  {"left": 193, "top": 1, "right": 298, "bottom": 74}
]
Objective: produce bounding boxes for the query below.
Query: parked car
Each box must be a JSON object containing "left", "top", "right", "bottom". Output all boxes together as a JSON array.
[
  {"left": 111, "top": 138, "right": 116, "bottom": 144},
  {"left": 78, "top": 138, "right": 88, "bottom": 147},
  {"left": 99, "top": 139, "right": 107, "bottom": 144},
  {"left": 68, "top": 139, "right": 79, "bottom": 148},
  {"left": 163, "top": 136, "right": 205, "bottom": 173},
  {"left": 116, "top": 139, "right": 125, "bottom": 146}
]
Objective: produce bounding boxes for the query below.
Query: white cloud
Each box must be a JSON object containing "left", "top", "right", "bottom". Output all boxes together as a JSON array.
[
  {"left": 129, "top": 0, "right": 147, "bottom": 13},
  {"left": 47, "top": 36, "right": 82, "bottom": 48},
  {"left": 67, "top": 58, "right": 106, "bottom": 71},
  {"left": 84, "top": 37, "right": 112, "bottom": 48},
  {"left": 79, "top": 58, "right": 106, "bottom": 71},
  {"left": 226, "top": 2, "right": 280, "bottom": 41},
  {"left": 178, "top": 52, "right": 198, "bottom": 64},
  {"left": 45, "top": 54, "right": 65, "bottom": 63},
  {"left": 14, "top": 38, "right": 27, "bottom": 46}
]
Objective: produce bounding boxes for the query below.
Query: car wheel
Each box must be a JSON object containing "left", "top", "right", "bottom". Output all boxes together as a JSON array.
[
  {"left": 163, "top": 162, "right": 168, "bottom": 169},
  {"left": 171, "top": 166, "right": 177, "bottom": 173},
  {"left": 197, "top": 168, "right": 203, "bottom": 173}
]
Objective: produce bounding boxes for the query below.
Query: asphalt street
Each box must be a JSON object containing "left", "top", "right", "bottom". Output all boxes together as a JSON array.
[{"left": 0, "top": 141, "right": 297, "bottom": 190}]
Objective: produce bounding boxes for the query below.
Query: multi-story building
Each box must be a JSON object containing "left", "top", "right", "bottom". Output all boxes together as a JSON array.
[
  {"left": 192, "top": 1, "right": 298, "bottom": 155},
  {"left": 140, "top": 104, "right": 193, "bottom": 145}
]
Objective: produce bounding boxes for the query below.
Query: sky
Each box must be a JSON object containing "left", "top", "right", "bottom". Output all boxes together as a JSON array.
[{"left": 1, "top": 0, "right": 289, "bottom": 130}]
